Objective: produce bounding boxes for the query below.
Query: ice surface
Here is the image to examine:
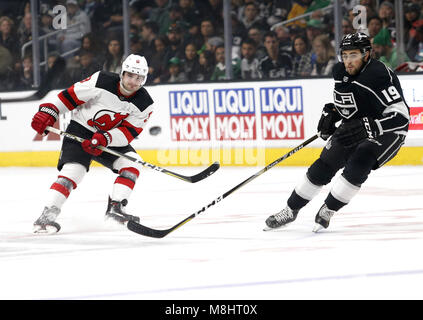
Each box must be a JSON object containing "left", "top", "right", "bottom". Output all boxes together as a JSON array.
[{"left": 1, "top": 165, "right": 422, "bottom": 299}]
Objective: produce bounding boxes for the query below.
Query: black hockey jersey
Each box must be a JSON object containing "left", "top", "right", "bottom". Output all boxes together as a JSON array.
[{"left": 332, "top": 59, "right": 410, "bottom": 136}]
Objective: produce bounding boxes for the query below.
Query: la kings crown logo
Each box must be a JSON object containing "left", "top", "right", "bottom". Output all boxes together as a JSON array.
[{"left": 333, "top": 90, "right": 358, "bottom": 119}]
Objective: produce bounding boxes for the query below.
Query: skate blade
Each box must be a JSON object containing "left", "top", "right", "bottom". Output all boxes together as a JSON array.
[
  {"left": 105, "top": 216, "right": 125, "bottom": 225},
  {"left": 263, "top": 225, "right": 288, "bottom": 232},
  {"left": 33, "top": 225, "right": 59, "bottom": 234},
  {"left": 312, "top": 223, "right": 325, "bottom": 233}
]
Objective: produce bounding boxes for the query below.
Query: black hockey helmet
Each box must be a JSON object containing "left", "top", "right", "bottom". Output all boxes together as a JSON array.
[{"left": 339, "top": 32, "right": 372, "bottom": 54}]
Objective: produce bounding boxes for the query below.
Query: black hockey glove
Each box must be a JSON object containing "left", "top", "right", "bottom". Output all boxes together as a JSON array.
[
  {"left": 333, "top": 117, "right": 380, "bottom": 148},
  {"left": 317, "top": 103, "right": 341, "bottom": 140}
]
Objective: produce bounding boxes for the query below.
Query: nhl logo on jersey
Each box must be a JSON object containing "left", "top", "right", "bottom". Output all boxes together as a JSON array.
[
  {"left": 343, "top": 76, "right": 348, "bottom": 82},
  {"left": 333, "top": 90, "right": 358, "bottom": 119}
]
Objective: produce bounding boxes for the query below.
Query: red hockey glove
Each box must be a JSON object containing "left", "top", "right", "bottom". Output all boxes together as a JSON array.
[
  {"left": 81, "top": 131, "right": 112, "bottom": 156},
  {"left": 31, "top": 103, "right": 59, "bottom": 135}
]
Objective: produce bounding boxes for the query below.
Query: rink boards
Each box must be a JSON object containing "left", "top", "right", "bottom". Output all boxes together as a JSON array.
[{"left": 1, "top": 76, "right": 422, "bottom": 166}]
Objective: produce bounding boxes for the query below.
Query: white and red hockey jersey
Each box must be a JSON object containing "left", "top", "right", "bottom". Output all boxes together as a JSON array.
[{"left": 50, "top": 71, "right": 154, "bottom": 146}]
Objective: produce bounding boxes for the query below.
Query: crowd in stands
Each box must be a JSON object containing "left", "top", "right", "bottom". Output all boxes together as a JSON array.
[{"left": 1, "top": 0, "right": 423, "bottom": 91}]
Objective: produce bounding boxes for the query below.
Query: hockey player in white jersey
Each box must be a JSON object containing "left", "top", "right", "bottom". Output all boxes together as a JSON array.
[{"left": 31, "top": 54, "right": 154, "bottom": 233}]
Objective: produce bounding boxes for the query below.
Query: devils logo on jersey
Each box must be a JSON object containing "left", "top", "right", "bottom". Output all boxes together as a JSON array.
[{"left": 87, "top": 110, "right": 129, "bottom": 131}]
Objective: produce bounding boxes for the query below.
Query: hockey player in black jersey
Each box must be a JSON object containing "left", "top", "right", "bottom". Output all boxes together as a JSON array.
[{"left": 265, "top": 32, "right": 410, "bottom": 232}]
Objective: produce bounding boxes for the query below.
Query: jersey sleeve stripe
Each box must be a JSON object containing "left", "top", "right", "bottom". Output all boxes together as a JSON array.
[
  {"left": 58, "top": 86, "right": 85, "bottom": 111},
  {"left": 68, "top": 85, "right": 85, "bottom": 105},
  {"left": 58, "top": 91, "right": 76, "bottom": 110}
]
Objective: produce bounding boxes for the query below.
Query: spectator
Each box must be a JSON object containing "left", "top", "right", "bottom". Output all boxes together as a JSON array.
[
  {"left": 407, "top": 22, "right": 423, "bottom": 62},
  {"left": 372, "top": 28, "right": 410, "bottom": 69},
  {"left": 70, "top": 50, "right": 101, "bottom": 82},
  {"left": 342, "top": 17, "right": 354, "bottom": 37},
  {"left": 305, "top": 19, "right": 325, "bottom": 44},
  {"left": 211, "top": 45, "right": 241, "bottom": 80},
  {"left": 130, "top": 11, "right": 145, "bottom": 31},
  {"left": 274, "top": 25, "right": 292, "bottom": 53},
  {"left": 259, "top": 31, "right": 293, "bottom": 79},
  {"left": 405, "top": 3, "right": 423, "bottom": 43},
  {"left": 84, "top": 0, "right": 112, "bottom": 36},
  {"left": 67, "top": 32, "right": 104, "bottom": 70},
  {"left": 164, "top": 23, "right": 185, "bottom": 63},
  {"left": 0, "top": 43, "right": 12, "bottom": 76},
  {"left": 184, "top": 19, "right": 202, "bottom": 49},
  {"left": 206, "top": 36, "right": 224, "bottom": 54},
  {"left": 83, "top": 0, "right": 103, "bottom": 21},
  {"left": 40, "top": 9, "right": 53, "bottom": 34},
  {"left": 240, "top": 2, "right": 266, "bottom": 30},
  {"left": 149, "top": 0, "right": 172, "bottom": 35},
  {"left": 231, "top": 12, "right": 248, "bottom": 59},
  {"left": 179, "top": 0, "right": 202, "bottom": 28},
  {"left": 103, "top": 38, "right": 123, "bottom": 74},
  {"left": 17, "top": 12, "right": 38, "bottom": 55},
  {"left": 378, "top": 1, "right": 395, "bottom": 40},
  {"left": 166, "top": 56, "right": 187, "bottom": 82},
  {"left": 148, "top": 35, "right": 169, "bottom": 83},
  {"left": 310, "top": 34, "right": 336, "bottom": 76},
  {"left": 141, "top": 20, "right": 159, "bottom": 60},
  {"left": 248, "top": 26, "right": 266, "bottom": 60},
  {"left": 130, "top": 34, "right": 144, "bottom": 55},
  {"left": 167, "top": 5, "right": 185, "bottom": 33},
  {"left": 196, "top": 49, "right": 215, "bottom": 81},
  {"left": 0, "top": 16, "right": 19, "bottom": 56},
  {"left": 291, "top": 34, "right": 312, "bottom": 77},
  {"left": 181, "top": 42, "right": 200, "bottom": 81},
  {"left": 367, "top": 16, "right": 383, "bottom": 39},
  {"left": 202, "top": 0, "right": 224, "bottom": 34},
  {"left": 240, "top": 37, "right": 261, "bottom": 80},
  {"left": 198, "top": 18, "right": 217, "bottom": 52},
  {"left": 17, "top": 55, "right": 34, "bottom": 89},
  {"left": 47, "top": 52, "right": 72, "bottom": 89},
  {"left": 58, "top": 0, "right": 91, "bottom": 55},
  {"left": 260, "top": 0, "right": 293, "bottom": 28},
  {"left": 101, "top": 1, "right": 124, "bottom": 36}
]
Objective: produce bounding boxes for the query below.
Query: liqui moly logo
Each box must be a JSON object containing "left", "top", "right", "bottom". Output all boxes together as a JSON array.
[
  {"left": 169, "top": 90, "right": 210, "bottom": 141},
  {"left": 213, "top": 88, "right": 256, "bottom": 140},
  {"left": 260, "top": 86, "right": 304, "bottom": 140}
]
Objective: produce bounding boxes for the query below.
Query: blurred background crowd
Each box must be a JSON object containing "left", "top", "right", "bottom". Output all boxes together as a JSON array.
[{"left": 1, "top": 0, "right": 423, "bottom": 91}]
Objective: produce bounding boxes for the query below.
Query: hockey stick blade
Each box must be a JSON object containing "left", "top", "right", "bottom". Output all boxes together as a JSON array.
[
  {"left": 45, "top": 126, "right": 220, "bottom": 183},
  {"left": 176, "top": 161, "right": 220, "bottom": 183},
  {"left": 127, "top": 134, "right": 319, "bottom": 238}
]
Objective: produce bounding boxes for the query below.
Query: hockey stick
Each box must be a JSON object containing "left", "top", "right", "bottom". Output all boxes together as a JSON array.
[
  {"left": 45, "top": 126, "right": 220, "bottom": 183},
  {"left": 127, "top": 134, "right": 320, "bottom": 238},
  {"left": 0, "top": 57, "right": 66, "bottom": 103}
]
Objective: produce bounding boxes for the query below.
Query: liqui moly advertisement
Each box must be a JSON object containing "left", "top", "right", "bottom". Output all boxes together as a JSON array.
[
  {"left": 260, "top": 86, "right": 304, "bottom": 140},
  {"left": 169, "top": 90, "right": 210, "bottom": 141},
  {"left": 213, "top": 88, "right": 256, "bottom": 140}
]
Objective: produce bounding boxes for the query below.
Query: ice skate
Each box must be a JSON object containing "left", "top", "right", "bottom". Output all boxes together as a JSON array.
[
  {"left": 105, "top": 197, "right": 140, "bottom": 224},
  {"left": 312, "top": 204, "right": 335, "bottom": 232},
  {"left": 33, "top": 206, "right": 61, "bottom": 234},
  {"left": 264, "top": 206, "right": 298, "bottom": 231}
]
